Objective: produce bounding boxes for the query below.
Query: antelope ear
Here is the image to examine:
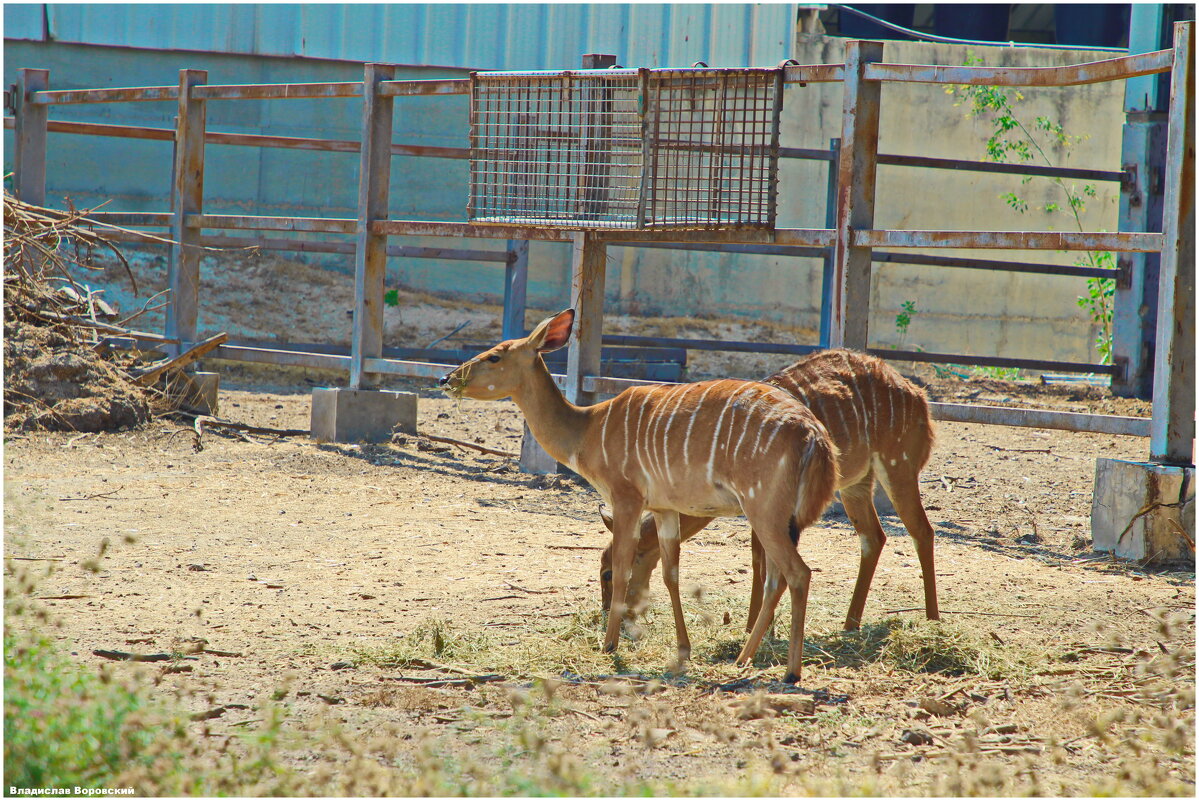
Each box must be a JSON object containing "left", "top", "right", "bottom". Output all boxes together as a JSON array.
[
  {"left": 598, "top": 504, "right": 615, "bottom": 532},
  {"left": 527, "top": 308, "right": 575, "bottom": 353}
]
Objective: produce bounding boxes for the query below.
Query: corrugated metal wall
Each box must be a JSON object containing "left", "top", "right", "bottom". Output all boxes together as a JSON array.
[
  {"left": 4, "top": 4, "right": 826, "bottom": 334},
  {"left": 6, "top": 3, "right": 797, "bottom": 69}
]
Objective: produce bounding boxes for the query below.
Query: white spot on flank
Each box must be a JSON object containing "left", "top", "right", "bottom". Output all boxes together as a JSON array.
[
  {"left": 902, "top": 452, "right": 909, "bottom": 461},
  {"left": 890, "top": 458, "right": 897, "bottom": 466},
  {"left": 487, "top": 384, "right": 495, "bottom": 391},
  {"left": 748, "top": 486, "right": 755, "bottom": 499}
]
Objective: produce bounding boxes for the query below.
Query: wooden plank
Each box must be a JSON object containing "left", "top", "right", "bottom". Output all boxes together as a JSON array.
[
  {"left": 192, "top": 82, "right": 361, "bottom": 100},
  {"left": 133, "top": 332, "right": 228, "bottom": 386},
  {"left": 189, "top": 214, "right": 356, "bottom": 234},
  {"left": 350, "top": 63, "right": 396, "bottom": 390},
  {"left": 1151, "top": 21, "right": 1196, "bottom": 465},
  {"left": 378, "top": 79, "right": 471, "bottom": 97},
  {"left": 14, "top": 68, "right": 49, "bottom": 206},
  {"left": 565, "top": 232, "right": 607, "bottom": 407},
  {"left": 32, "top": 85, "right": 179, "bottom": 104},
  {"left": 167, "top": 69, "right": 207, "bottom": 345},
  {"left": 929, "top": 403, "right": 1150, "bottom": 437},
  {"left": 832, "top": 40, "right": 883, "bottom": 350},
  {"left": 865, "top": 48, "right": 1174, "bottom": 87}
]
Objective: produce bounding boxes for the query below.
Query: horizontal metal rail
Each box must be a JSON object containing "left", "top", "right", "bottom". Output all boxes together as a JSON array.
[
  {"left": 870, "top": 347, "right": 1114, "bottom": 375},
  {"left": 603, "top": 334, "right": 821, "bottom": 358},
  {"left": 871, "top": 250, "right": 1119, "bottom": 280},
  {"left": 866, "top": 48, "right": 1174, "bottom": 86},
  {"left": 877, "top": 153, "right": 1125, "bottom": 183},
  {"left": 580, "top": 376, "right": 1149, "bottom": 437},
  {"left": 856, "top": 229, "right": 1163, "bottom": 252},
  {"left": 602, "top": 334, "right": 1110, "bottom": 375}
]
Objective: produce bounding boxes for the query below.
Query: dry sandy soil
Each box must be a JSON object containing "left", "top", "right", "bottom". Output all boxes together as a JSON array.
[{"left": 4, "top": 250, "right": 1194, "bottom": 795}]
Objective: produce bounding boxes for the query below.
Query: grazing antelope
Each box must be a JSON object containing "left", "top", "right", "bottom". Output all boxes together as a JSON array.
[
  {"left": 599, "top": 349, "right": 939, "bottom": 633},
  {"left": 439, "top": 309, "right": 839, "bottom": 682}
]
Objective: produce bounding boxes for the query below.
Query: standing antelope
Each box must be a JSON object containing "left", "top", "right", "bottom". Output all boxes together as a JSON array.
[
  {"left": 439, "top": 309, "right": 839, "bottom": 683},
  {"left": 599, "top": 349, "right": 940, "bottom": 633}
]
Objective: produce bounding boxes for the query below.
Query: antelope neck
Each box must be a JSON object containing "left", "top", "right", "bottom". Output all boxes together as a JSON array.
[{"left": 510, "top": 355, "right": 594, "bottom": 466}]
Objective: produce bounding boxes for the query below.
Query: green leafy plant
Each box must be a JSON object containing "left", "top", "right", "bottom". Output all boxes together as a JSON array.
[
  {"left": 948, "top": 58, "right": 1115, "bottom": 364},
  {"left": 895, "top": 300, "right": 917, "bottom": 343}
]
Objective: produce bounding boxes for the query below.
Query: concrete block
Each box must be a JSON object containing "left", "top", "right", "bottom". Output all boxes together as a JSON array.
[
  {"left": 188, "top": 372, "right": 219, "bottom": 415},
  {"left": 1092, "top": 458, "right": 1195, "bottom": 564},
  {"left": 169, "top": 371, "right": 218, "bottom": 415},
  {"left": 310, "top": 388, "right": 417, "bottom": 443},
  {"left": 519, "top": 423, "right": 562, "bottom": 474}
]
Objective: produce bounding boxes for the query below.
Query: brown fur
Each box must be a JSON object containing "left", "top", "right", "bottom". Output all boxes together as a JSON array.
[
  {"left": 600, "top": 348, "right": 940, "bottom": 632},
  {"left": 441, "top": 310, "right": 841, "bottom": 683}
]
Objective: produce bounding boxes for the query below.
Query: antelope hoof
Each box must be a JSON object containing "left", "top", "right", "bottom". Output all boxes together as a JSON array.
[
  {"left": 781, "top": 671, "right": 800, "bottom": 685},
  {"left": 602, "top": 641, "right": 617, "bottom": 654}
]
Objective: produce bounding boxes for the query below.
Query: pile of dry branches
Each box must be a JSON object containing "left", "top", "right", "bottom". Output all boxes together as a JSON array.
[{"left": 3, "top": 191, "right": 213, "bottom": 432}]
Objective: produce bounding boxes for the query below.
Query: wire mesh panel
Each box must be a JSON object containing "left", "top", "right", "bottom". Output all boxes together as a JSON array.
[{"left": 469, "top": 68, "right": 783, "bottom": 230}]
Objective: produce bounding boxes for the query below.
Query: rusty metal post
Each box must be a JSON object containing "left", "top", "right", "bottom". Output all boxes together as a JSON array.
[
  {"left": 14, "top": 68, "right": 49, "bottom": 206},
  {"left": 565, "top": 231, "right": 607, "bottom": 407},
  {"left": 831, "top": 40, "right": 883, "bottom": 351},
  {"left": 350, "top": 63, "right": 396, "bottom": 390},
  {"left": 1150, "top": 20, "right": 1195, "bottom": 466},
  {"left": 1112, "top": 123, "right": 1165, "bottom": 397},
  {"left": 819, "top": 138, "right": 841, "bottom": 348},
  {"left": 502, "top": 240, "right": 530, "bottom": 340},
  {"left": 167, "top": 69, "right": 207, "bottom": 345},
  {"left": 1113, "top": 5, "right": 1173, "bottom": 399}
]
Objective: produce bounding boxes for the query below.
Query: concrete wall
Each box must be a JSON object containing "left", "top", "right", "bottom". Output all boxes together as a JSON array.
[{"left": 5, "top": 33, "right": 1128, "bottom": 363}]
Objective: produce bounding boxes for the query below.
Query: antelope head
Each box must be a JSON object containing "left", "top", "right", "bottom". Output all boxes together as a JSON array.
[{"left": 438, "top": 308, "right": 575, "bottom": 401}]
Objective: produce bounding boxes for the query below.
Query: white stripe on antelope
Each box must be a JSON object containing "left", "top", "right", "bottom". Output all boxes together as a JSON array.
[
  {"left": 439, "top": 309, "right": 839, "bottom": 684},
  {"left": 599, "top": 348, "right": 940, "bottom": 634}
]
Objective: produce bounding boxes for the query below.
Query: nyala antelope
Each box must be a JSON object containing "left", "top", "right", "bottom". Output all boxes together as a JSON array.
[
  {"left": 599, "top": 349, "right": 940, "bottom": 633},
  {"left": 439, "top": 309, "right": 838, "bottom": 683}
]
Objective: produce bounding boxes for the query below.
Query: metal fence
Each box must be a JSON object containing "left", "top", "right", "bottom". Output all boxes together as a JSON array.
[
  {"left": 469, "top": 67, "right": 783, "bottom": 229},
  {"left": 6, "top": 25, "right": 1194, "bottom": 465}
]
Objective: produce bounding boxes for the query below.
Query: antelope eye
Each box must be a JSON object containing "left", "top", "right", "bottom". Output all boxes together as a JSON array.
[{"left": 486, "top": 354, "right": 502, "bottom": 363}]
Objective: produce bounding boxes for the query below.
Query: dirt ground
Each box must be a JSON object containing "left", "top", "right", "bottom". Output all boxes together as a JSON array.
[{"left": 4, "top": 250, "right": 1194, "bottom": 794}]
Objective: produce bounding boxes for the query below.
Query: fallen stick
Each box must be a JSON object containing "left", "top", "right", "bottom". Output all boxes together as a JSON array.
[
  {"left": 9, "top": 556, "right": 65, "bottom": 561},
  {"left": 883, "top": 608, "right": 1038, "bottom": 619},
  {"left": 58, "top": 486, "right": 124, "bottom": 501},
  {"left": 132, "top": 332, "right": 228, "bottom": 386},
  {"left": 545, "top": 544, "right": 604, "bottom": 551},
  {"left": 94, "top": 649, "right": 199, "bottom": 662},
  {"left": 56, "top": 315, "right": 179, "bottom": 344},
  {"left": 191, "top": 415, "right": 309, "bottom": 450},
  {"left": 190, "top": 706, "right": 228, "bottom": 721},
  {"left": 382, "top": 674, "right": 505, "bottom": 688},
  {"left": 418, "top": 433, "right": 515, "bottom": 459},
  {"left": 35, "top": 594, "right": 92, "bottom": 600},
  {"left": 504, "top": 580, "right": 556, "bottom": 595},
  {"left": 985, "top": 445, "right": 1052, "bottom": 454}
]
